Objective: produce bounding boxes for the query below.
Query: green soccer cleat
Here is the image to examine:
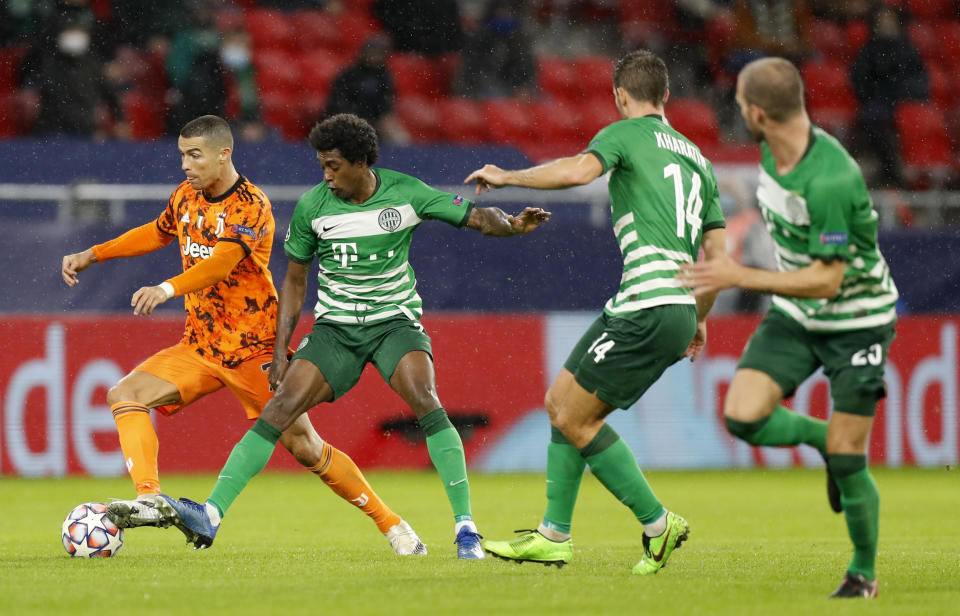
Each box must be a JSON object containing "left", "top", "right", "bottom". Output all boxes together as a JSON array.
[
  {"left": 484, "top": 530, "right": 572, "bottom": 568},
  {"left": 632, "top": 512, "right": 690, "bottom": 575}
]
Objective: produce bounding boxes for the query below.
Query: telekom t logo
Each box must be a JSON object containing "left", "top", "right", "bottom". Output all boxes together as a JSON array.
[{"left": 332, "top": 242, "right": 358, "bottom": 268}]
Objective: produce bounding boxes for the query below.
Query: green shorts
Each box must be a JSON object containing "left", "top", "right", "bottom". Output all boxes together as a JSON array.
[
  {"left": 292, "top": 316, "right": 433, "bottom": 400},
  {"left": 738, "top": 309, "right": 896, "bottom": 416},
  {"left": 564, "top": 304, "right": 697, "bottom": 410}
]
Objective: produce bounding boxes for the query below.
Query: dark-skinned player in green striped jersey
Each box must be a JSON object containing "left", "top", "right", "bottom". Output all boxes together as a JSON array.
[
  {"left": 467, "top": 50, "right": 727, "bottom": 575},
  {"left": 677, "top": 57, "right": 897, "bottom": 599},
  {"left": 155, "top": 113, "right": 550, "bottom": 559}
]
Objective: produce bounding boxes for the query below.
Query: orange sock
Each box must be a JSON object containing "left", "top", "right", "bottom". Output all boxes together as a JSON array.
[
  {"left": 112, "top": 401, "right": 161, "bottom": 496},
  {"left": 310, "top": 442, "right": 401, "bottom": 533}
]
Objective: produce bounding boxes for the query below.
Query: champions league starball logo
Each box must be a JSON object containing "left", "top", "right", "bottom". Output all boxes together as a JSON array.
[{"left": 378, "top": 208, "right": 402, "bottom": 232}]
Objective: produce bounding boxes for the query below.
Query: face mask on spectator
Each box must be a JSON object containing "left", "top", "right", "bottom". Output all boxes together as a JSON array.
[
  {"left": 58, "top": 29, "right": 90, "bottom": 56},
  {"left": 221, "top": 45, "right": 250, "bottom": 70}
]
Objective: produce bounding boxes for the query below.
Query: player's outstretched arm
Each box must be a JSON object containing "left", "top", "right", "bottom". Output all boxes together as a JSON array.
[
  {"left": 61, "top": 249, "right": 97, "bottom": 287},
  {"left": 464, "top": 153, "right": 604, "bottom": 193},
  {"left": 465, "top": 206, "right": 551, "bottom": 237},
  {"left": 269, "top": 259, "right": 311, "bottom": 388}
]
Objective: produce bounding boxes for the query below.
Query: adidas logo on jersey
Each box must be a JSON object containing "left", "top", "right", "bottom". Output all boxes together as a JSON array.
[{"left": 182, "top": 235, "right": 214, "bottom": 259}]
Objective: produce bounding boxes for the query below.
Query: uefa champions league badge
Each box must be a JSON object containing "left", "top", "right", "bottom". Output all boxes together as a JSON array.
[{"left": 452, "top": 195, "right": 464, "bottom": 206}]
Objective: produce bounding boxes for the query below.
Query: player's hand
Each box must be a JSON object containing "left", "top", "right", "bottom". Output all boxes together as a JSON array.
[
  {"left": 61, "top": 249, "right": 97, "bottom": 287},
  {"left": 464, "top": 164, "right": 508, "bottom": 194},
  {"left": 509, "top": 207, "right": 551, "bottom": 234},
  {"left": 267, "top": 352, "right": 290, "bottom": 390},
  {"left": 131, "top": 286, "right": 169, "bottom": 316},
  {"left": 683, "top": 321, "right": 707, "bottom": 362},
  {"left": 676, "top": 258, "right": 742, "bottom": 296}
]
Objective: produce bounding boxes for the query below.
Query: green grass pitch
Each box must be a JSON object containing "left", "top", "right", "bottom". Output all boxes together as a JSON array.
[{"left": 2, "top": 468, "right": 957, "bottom": 615}]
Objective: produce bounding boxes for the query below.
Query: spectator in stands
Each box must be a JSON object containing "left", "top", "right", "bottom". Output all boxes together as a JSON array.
[
  {"left": 19, "top": 14, "right": 120, "bottom": 137},
  {"left": 373, "top": 0, "right": 463, "bottom": 56},
  {"left": 164, "top": 1, "right": 226, "bottom": 135},
  {"left": 326, "top": 36, "right": 408, "bottom": 144},
  {"left": 850, "top": 3, "right": 928, "bottom": 188},
  {"left": 219, "top": 28, "right": 266, "bottom": 143},
  {"left": 725, "top": 0, "right": 814, "bottom": 73},
  {"left": 455, "top": 0, "right": 536, "bottom": 100}
]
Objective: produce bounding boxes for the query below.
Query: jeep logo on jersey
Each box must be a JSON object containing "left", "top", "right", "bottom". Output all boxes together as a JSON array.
[
  {"left": 378, "top": 208, "right": 402, "bottom": 232},
  {"left": 182, "top": 235, "right": 214, "bottom": 259}
]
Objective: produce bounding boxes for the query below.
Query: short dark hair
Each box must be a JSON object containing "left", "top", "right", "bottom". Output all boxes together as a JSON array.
[
  {"left": 740, "top": 58, "right": 805, "bottom": 122},
  {"left": 308, "top": 114, "right": 379, "bottom": 166},
  {"left": 612, "top": 50, "right": 669, "bottom": 106},
  {"left": 180, "top": 115, "right": 233, "bottom": 149}
]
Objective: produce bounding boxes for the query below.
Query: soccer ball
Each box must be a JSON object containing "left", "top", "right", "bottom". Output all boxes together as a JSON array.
[{"left": 61, "top": 502, "right": 124, "bottom": 558}]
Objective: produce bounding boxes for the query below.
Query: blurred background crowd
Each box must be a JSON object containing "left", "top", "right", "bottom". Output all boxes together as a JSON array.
[{"left": 2, "top": 0, "right": 958, "bottom": 192}]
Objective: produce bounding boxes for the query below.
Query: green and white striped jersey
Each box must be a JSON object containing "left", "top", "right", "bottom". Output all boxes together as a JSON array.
[
  {"left": 284, "top": 168, "right": 473, "bottom": 324},
  {"left": 587, "top": 115, "right": 726, "bottom": 316},
  {"left": 757, "top": 127, "right": 898, "bottom": 331}
]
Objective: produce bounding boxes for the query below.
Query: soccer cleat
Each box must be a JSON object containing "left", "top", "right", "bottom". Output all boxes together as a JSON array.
[
  {"left": 484, "top": 530, "right": 572, "bottom": 567},
  {"left": 107, "top": 495, "right": 170, "bottom": 529},
  {"left": 386, "top": 520, "right": 427, "bottom": 556},
  {"left": 632, "top": 512, "right": 690, "bottom": 575},
  {"left": 154, "top": 495, "right": 219, "bottom": 549},
  {"left": 455, "top": 526, "right": 485, "bottom": 559},
  {"left": 829, "top": 573, "right": 878, "bottom": 598}
]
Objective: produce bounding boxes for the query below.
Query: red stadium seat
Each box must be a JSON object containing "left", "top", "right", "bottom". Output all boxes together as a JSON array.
[
  {"left": 245, "top": 9, "right": 294, "bottom": 51},
  {"left": 0, "top": 46, "right": 28, "bottom": 95},
  {"left": 894, "top": 102, "right": 953, "bottom": 187},
  {"left": 260, "top": 90, "right": 305, "bottom": 140},
  {"left": 483, "top": 98, "right": 535, "bottom": 146},
  {"left": 537, "top": 55, "right": 579, "bottom": 103},
  {"left": 811, "top": 20, "right": 852, "bottom": 64},
  {"left": 573, "top": 55, "right": 614, "bottom": 100},
  {"left": 298, "top": 50, "right": 350, "bottom": 100},
  {"left": 339, "top": 11, "right": 384, "bottom": 58},
  {"left": 122, "top": 90, "right": 164, "bottom": 139},
  {"left": 437, "top": 97, "right": 489, "bottom": 143},
  {"left": 530, "top": 98, "right": 584, "bottom": 150},
  {"left": 802, "top": 60, "right": 858, "bottom": 139},
  {"left": 579, "top": 94, "right": 621, "bottom": 139},
  {"left": 389, "top": 52, "right": 445, "bottom": 98},
  {"left": 926, "top": 62, "right": 955, "bottom": 110},
  {"left": 907, "top": 0, "right": 956, "bottom": 20},
  {"left": 935, "top": 21, "right": 960, "bottom": 70},
  {"left": 908, "top": 22, "right": 940, "bottom": 64},
  {"left": 396, "top": 96, "right": 442, "bottom": 142},
  {"left": 254, "top": 49, "right": 300, "bottom": 94},
  {"left": 666, "top": 99, "right": 720, "bottom": 148},
  {"left": 845, "top": 20, "right": 870, "bottom": 56},
  {"left": 0, "top": 89, "right": 38, "bottom": 137},
  {"left": 289, "top": 10, "right": 343, "bottom": 52}
]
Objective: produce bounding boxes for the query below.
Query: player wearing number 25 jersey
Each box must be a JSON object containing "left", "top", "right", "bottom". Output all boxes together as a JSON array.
[{"left": 467, "top": 50, "right": 727, "bottom": 574}]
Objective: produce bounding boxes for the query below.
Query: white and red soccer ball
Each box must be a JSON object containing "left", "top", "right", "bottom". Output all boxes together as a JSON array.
[{"left": 61, "top": 502, "right": 124, "bottom": 558}]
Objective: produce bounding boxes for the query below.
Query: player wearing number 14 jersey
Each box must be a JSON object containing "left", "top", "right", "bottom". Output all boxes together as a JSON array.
[{"left": 467, "top": 50, "right": 726, "bottom": 573}]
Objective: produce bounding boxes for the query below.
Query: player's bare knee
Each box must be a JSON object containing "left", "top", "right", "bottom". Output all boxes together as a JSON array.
[
  {"left": 106, "top": 383, "right": 139, "bottom": 407},
  {"left": 279, "top": 432, "right": 321, "bottom": 467},
  {"left": 544, "top": 389, "right": 561, "bottom": 422}
]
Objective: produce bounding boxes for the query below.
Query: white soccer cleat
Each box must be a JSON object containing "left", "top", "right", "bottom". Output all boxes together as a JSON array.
[
  {"left": 386, "top": 520, "right": 427, "bottom": 556},
  {"left": 106, "top": 494, "right": 170, "bottom": 529}
]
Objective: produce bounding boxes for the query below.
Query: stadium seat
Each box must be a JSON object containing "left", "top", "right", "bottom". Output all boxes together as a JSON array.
[
  {"left": 894, "top": 102, "right": 953, "bottom": 187},
  {"left": 907, "top": 0, "right": 956, "bottom": 21},
  {"left": 537, "top": 55, "right": 580, "bottom": 103},
  {"left": 935, "top": 21, "right": 960, "bottom": 70},
  {"left": 530, "top": 98, "right": 583, "bottom": 150},
  {"left": 338, "top": 10, "right": 384, "bottom": 58},
  {"left": 908, "top": 22, "right": 940, "bottom": 65},
  {"left": 254, "top": 49, "right": 300, "bottom": 94},
  {"left": 396, "top": 96, "right": 442, "bottom": 142},
  {"left": 0, "top": 89, "right": 38, "bottom": 137},
  {"left": 122, "top": 90, "right": 164, "bottom": 139},
  {"left": 298, "top": 50, "right": 350, "bottom": 100},
  {"left": 666, "top": 99, "right": 721, "bottom": 148},
  {"left": 573, "top": 55, "right": 615, "bottom": 100},
  {"left": 0, "top": 46, "right": 28, "bottom": 95},
  {"left": 845, "top": 19, "right": 870, "bottom": 56},
  {"left": 389, "top": 53, "right": 445, "bottom": 98},
  {"left": 811, "top": 20, "right": 852, "bottom": 64},
  {"left": 289, "top": 10, "right": 343, "bottom": 52},
  {"left": 437, "top": 97, "right": 489, "bottom": 143},
  {"left": 579, "top": 94, "right": 621, "bottom": 139},
  {"left": 483, "top": 98, "right": 538, "bottom": 146},
  {"left": 245, "top": 9, "right": 294, "bottom": 51},
  {"left": 260, "top": 90, "right": 305, "bottom": 140},
  {"left": 926, "top": 62, "right": 954, "bottom": 110},
  {"left": 801, "top": 60, "right": 857, "bottom": 137}
]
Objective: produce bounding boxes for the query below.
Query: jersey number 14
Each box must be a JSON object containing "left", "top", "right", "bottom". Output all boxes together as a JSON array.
[{"left": 664, "top": 163, "right": 704, "bottom": 244}]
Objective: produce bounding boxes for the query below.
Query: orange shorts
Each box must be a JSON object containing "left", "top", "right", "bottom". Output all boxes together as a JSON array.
[{"left": 134, "top": 343, "right": 275, "bottom": 418}]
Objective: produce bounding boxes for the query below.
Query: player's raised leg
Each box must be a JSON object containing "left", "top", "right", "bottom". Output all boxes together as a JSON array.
[
  {"left": 389, "top": 350, "right": 483, "bottom": 559},
  {"left": 157, "top": 358, "right": 332, "bottom": 548},
  {"left": 280, "top": 414, "right": 426, "bottom": 555},
  {"left": 827, "top": 411, "right": 880, "bottom": 598},
  {"left": 105, "top": 370, "right": 182, "bottom": 529}
]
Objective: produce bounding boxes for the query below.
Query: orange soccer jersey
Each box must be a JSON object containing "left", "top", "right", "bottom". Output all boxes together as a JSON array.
[{"left": 156, "top": 176, "right": 279, "bottom": 367}]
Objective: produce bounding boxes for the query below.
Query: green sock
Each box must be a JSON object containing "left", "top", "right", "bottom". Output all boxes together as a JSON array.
[
  {"left": 830, "top": 454, "right": 879, "bottom": 580},
  {"left": 726, "top": 405, "right": 827, "bottom": 453},
  {"left": 207, "top": 418, "right": 281, "bottom": 517},
  {"left": 420, "top": 408, "right": 472, "bottom": 522},
  {"left": 580, "top": 424, "right": 663, "bottom": 525},
  {"left": 542, "top": 426, "right": 586, "bottom": 535}
]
